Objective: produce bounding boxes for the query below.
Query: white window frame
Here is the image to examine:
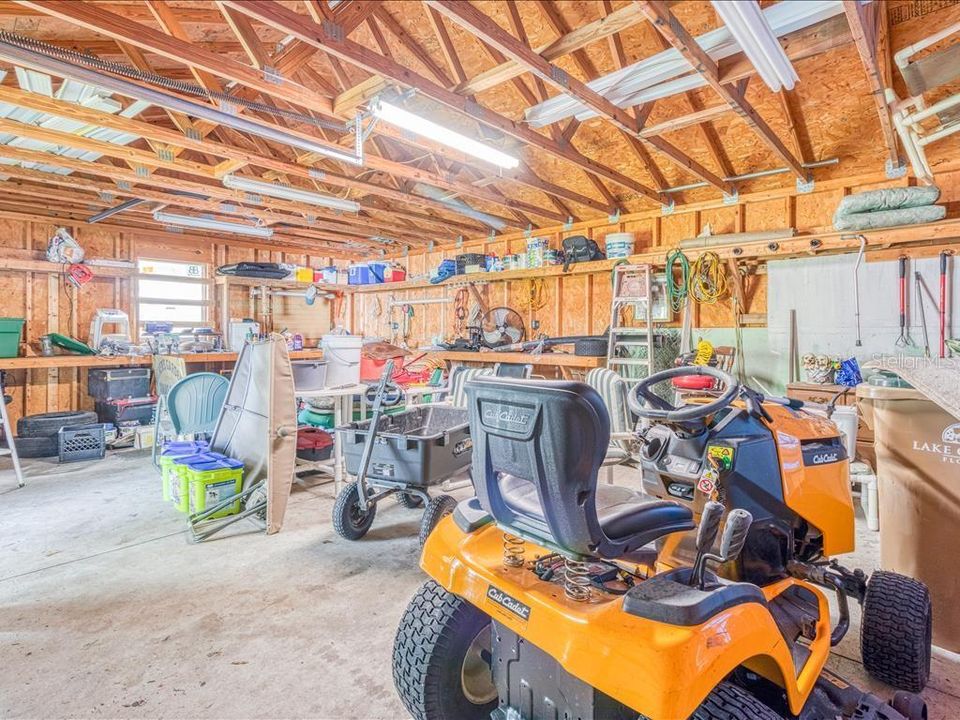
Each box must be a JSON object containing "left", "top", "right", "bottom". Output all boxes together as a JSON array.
[{"left": 136, "top": 259, "right": 212, "bottom": 336}]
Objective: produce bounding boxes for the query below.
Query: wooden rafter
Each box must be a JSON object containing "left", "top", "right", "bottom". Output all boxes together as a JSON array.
[
  {"left": 16, "top": 1, "right": 335, "bottom": 115},
  {"left": 220, "top": 0, "right": 663, "bottom": 203},
  {"left": 842, "top": 0, "right": 900, "bottom": 166},
  {"left": 778, "top": 90, "right": 809, "bottom": 165},
  {"left": 428, "top": 1, "right": 728, "bottom": 196},
  {"left": 637, "top": 0, "right": 806, "bottom": 182},
  {"left": 457, "top": 2, "right": 648, "bottom": 96}
]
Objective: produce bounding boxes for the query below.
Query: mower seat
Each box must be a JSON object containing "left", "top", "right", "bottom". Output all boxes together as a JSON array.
[
  {"left": 499, "top": 476, "right": 693, "bottom": 544},
  {"left": 466, "top": 378, "right": 695, "bottom": 560}
]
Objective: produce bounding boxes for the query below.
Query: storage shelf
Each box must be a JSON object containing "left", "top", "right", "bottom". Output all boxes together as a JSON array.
[
  {"left": 0, "top": 348, "right": 324, "bottom": 371},
  {"left": 214, "top": 275, "right": 344, "bottom": 293}
]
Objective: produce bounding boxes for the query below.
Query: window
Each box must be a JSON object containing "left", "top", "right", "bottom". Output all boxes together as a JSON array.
[{"left": 137, "top": 259, "right": 210, "bottom": 334}]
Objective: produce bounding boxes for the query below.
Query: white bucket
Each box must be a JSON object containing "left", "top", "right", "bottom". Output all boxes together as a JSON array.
[
  {"left": 830, "top": 405, "right": 858, "bottom": 458},
  {"left": 320, "top": 334, "right": 362, "bottom": 388},
  {"left": 605, "top": 232, "right": 635, "bottom": 259}
]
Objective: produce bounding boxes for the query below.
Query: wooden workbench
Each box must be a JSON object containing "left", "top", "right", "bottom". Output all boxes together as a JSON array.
[
  {"left": 0, "top": 348, "right": 325, "bottom": 371},
  {"left": 428, "top": 350, "right": 605, "bottom": 379}
]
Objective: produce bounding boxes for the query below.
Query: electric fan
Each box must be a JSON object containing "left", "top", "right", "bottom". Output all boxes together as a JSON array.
[{"left": 479, "top": 307, "right": 525, "bottom": 348}]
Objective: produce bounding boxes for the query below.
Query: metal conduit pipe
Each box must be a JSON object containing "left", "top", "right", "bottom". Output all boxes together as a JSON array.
[
  {"left": 0, "top": 35, "right": 363, "bottom": 166},
  {"left": 661, "top": 158, "right": 839, "bottom": 195}
]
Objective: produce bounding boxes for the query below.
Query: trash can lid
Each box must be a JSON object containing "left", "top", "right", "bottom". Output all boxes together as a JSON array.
[{"left": 855, "top": 384, "right": 927, "bottom": 401}]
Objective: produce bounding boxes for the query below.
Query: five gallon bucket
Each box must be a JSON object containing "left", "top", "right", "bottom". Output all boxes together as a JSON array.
[{"left": 320, "top": 334, "right": 362, "bottom": 388}]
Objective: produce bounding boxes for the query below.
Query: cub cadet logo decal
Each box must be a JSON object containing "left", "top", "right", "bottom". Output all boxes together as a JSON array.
[
  {"left": 811, "top": 452, "right": 839, "bottom": 464},
  {"left": 487, "top": 586, "right": 531, "bottom": 621},
  {"left": 482, "top": 405, "right": 531, "bottom": 427},
  {"left": 911, "top": 422, "right": 960, "bottom": 464}
]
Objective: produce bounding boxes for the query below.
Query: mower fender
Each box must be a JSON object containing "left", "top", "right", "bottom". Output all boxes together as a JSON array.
[{"left": 422, "top": 517, "right": 829, "bottom": 719}]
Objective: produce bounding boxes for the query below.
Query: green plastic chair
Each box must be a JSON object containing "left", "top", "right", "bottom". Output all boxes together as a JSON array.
[{"left": 166, "top": 372, "right": 229, "bottom": 438}]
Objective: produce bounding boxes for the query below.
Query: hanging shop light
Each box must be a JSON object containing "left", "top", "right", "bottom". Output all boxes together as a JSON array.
[
  {"left": 711, "top": 0, "right": 799, "bottom": 92},
  {"left": 222, "top": 174, "right": 360, "bottom": 213},
  {"left": 153, "top": 211, "right": 274, "bottom": 238},
  {"left": 370, "top": 97, "right": 520, "bottom": 170}
]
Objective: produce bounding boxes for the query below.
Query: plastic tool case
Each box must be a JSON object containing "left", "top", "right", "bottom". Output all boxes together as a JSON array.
[{"left": 338, "top": 406, "right": 472, "bottom": 486}]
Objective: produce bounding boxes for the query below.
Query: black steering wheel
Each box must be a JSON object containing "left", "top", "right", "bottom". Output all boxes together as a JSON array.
[{"left": 627, "top": 366, "right": 739, "bottom": 423}]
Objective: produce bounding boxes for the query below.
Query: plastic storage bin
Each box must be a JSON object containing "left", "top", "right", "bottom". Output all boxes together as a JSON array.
[
  {"left": 87, "top": 368, "right": 151, "bottom": 400},
  {"left": 95, "top": 396, "right": 157, "bottom": 425},
  {"left": 292, "top": 360, "right": 328, "bottom": 391},
  {"left": 169, "top": 451, "right": 239, "bottom": 514},
  {"left": 58, "top": 423, "right": 107, "bottom": 463},
  {"left": 297, "top": 427, "right": 334, "bottom": 461},
  {"left": 159, "top": 440, "right": 209, "bottom": 501},
  {"left": 186, "top": 457, "right": 244, "bottom": 518},
  {"left": 0, "top": 318, "right": 24, "bottom": 358},
  {"left": 348, "top": 263, "right": 384, "bottom": 285},
  {"left": 338, "top": 406, "right": 472, "bottom": 486}
]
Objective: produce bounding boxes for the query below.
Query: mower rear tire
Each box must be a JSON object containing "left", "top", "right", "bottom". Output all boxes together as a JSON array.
[
  {"left": 691, "top": 682, "right": 781, "bottom": 719},
  {"left": 861, "top": 570, "right": 932, "bottom": 692},
  {"left": 419, "top": 494, "right": 457, "bottom": 547},
  {"left": 332, "top": 481, "right": 376, "bottom": 541},
  {"left": 393, "top": 580, "right": 497, "bottom": 720},
  {"left": 397, "top": 491, "right": 425, "bottom": 509}
]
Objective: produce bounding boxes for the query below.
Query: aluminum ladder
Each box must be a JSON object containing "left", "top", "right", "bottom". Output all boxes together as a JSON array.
[
  {"left": 606, "top": 264, "right": 655, "bottom": 381},
  {"left": 0, "top": 374, "right": 24, "bottom": 488}
]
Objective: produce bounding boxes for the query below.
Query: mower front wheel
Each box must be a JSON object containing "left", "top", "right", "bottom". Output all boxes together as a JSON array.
[
  {"left": 861, "top": 570, "right": 932, "bottom": 692},
  {"left": 691, "top": 682, "right": 781, "bottom": 719},
  {"left": 393, "top": 580, "right": 498, "bottom": 720},
  {"left": 332, "top": 481, "right": 377, "bottom": 540},
  {"left": 397, "top": 491, "right": 425, "bottom": 509},
  {"left": 419, "top": 494, "right": 458, "bottom": 547}
]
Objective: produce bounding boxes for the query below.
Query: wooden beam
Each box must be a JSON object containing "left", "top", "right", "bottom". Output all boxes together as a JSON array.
[
  {"left": 373, "top": 7, "right": 452, "bottom": 87},
  {"left": 332, "top": 1, "right": 385, "bottom": 35},
  {"left": 637, "top": 0, "right": 807, "bottom": 182},
  {"left": 16, "top": 0, "right": 334, "bottom": 115},
  {"left": 778, "top": 90, "right": 809, "bottom": 165},
  {"left": 215, "top": 2, "right": 272, "bottom": 70},
  {"left": 842, "top": 0, "right": 900, "bottom": 166},
  {"left": 222, "top": 0, "right": 663, "bottom": 203},
  {"left": 425, "top": 6, "right": 468, "bottom": 85},
  {"left": 457, "top": 2, "right": 648, "bottom": 95},
  {"left": 0, "top": 85, "right": 484, "bottom": 234},
  {"left": 431, "top": 1, "right": 728, "bottom": 196}
]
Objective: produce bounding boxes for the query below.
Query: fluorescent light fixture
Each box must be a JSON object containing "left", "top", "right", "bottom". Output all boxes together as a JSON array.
[
  {"left": 371, "top": 99, "right": 520, "bottom": 170},
  {"left": 153, "top": 211, "right": 274, "bottom": 238},
  {"left": 222, "top": 174, "right": 360, "bottom": 213},
  {"left": 711, "top": 0, "right": 798, "bottom": 92}
]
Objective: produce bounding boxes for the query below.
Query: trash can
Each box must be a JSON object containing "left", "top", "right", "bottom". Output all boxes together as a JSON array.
[{"left": 857, "top": 383, "right": 960, "bottom": 652}]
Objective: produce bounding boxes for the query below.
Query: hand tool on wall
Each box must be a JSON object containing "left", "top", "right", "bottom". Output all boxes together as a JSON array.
[
  {"left": 895, "top": 256, "right": 913, "bottom": 347},
  {"left": 853, "top": 235, "right": 866, "bottom": 346},
  {"left": 915, "top": 272, "right": 931, "bottom": 358},
  {"left": 940, "top": 250, "right": 951, "bottom": 358}
]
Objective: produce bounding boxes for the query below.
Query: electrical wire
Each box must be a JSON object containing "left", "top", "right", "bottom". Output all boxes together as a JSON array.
[
  {"left": 665, "top": 249, "right": 690, "bottom": 312},
  {"left": 518, "top": 278, "right": 546, "bottom": 312},
  {"left": 689, "top": 252, "right": 728, "bottom": 304}
]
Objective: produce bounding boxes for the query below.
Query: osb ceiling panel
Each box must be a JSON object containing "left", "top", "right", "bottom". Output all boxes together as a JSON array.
[{"left": 0, "top": 0, "right": 955, "bottom": 252}]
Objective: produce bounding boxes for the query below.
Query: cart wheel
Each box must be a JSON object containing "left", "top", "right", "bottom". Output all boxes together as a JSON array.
[
  {"left": 419, "top": 494, "right": 458, "bottom": 547},
  {"left": 861, "top": 570, "right": 932, "bottom": 692},
  {"left": 393, "top": 580, "right": 497, "bottom": 720},
  {"left": 397, "top": 491, "right": 425, "bottom": 509},
  {"left": 332, "top": 481, "right": 377, "bottom": 541}
]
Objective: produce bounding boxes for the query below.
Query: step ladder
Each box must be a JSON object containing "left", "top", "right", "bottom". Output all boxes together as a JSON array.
[
  {"left": 607, "top": 264, "right": 655, "bottom": 381},
  {"left": 0, "top": 374, "right": 24, "bottom": 488}
]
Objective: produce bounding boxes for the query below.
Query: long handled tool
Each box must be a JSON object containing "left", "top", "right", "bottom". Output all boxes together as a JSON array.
[
  {"left": 940, "top": 251, "right": 951, "bottom": 358},
  {"left": 915, "top": 272, "right": 931, "bottom": 358},
  {"left": 895, "top": 256, "right": 914, "bottom": 347}
]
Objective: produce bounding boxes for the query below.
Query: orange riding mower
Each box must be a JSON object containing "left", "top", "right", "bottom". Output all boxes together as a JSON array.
[{"left": 392, "top": 367, "right": 931, "bottom": 720}]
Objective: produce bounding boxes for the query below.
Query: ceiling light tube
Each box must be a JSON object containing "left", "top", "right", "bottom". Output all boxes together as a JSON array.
[
  {"left": 153, "top": 211, "right": 274, "bottom": 238},
  {"left": 222, "top": 174, "right": 360, "bottom": 213},
  {"left": 711, "top": 0, "right": 798, "bottom": 92},
  {"left": 371, "top": 98, "right": 520, "bottom": 170}
]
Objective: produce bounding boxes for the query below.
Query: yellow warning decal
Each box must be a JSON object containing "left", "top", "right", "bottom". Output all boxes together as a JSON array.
[{"left": 706, "top": 445, "right": 734, "bottom": 470}]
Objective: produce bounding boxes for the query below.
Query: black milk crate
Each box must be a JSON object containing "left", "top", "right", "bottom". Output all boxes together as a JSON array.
[{"left": 58, "top": 423, "right": 107, "bottom": 463}]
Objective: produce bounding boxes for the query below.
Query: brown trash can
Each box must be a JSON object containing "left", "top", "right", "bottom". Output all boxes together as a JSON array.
[{"left": 857, "top": 384, "right": 960, "bottom": 652}]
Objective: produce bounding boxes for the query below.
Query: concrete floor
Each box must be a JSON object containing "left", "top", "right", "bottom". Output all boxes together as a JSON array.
[{"left": 1, "top": 452, "right": 959, "bottom": 720}]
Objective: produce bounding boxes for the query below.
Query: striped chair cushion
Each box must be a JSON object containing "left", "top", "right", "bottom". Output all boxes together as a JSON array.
[
  {"left": 586, "top": 367, "right": 633, "bottom": 453},
  {"left": 450, "top": 367, "right": 493, "bottom": 408}
]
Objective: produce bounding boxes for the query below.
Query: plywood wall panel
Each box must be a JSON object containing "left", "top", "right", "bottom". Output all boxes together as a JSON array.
[{"left": 745, "top": 199, "right": 790, "bottom": 232}]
